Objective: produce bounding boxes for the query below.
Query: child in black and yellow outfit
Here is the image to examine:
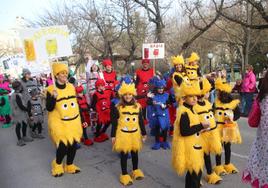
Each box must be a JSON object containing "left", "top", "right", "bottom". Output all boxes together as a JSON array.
[
  {"left": 46, "top": 62, "right": 82, "bottom": 177},
  {"left": 172, "top": 82, "right": 209, "bottom": 188},
  {"left": 193, "top": 78, "right": 222, "bottom": 184},
  {"left": 111, "top": 81, "right": 147, "bottom": 186},
  {"left": 213, "top": 78, "right": 241, "bottom": 176}
]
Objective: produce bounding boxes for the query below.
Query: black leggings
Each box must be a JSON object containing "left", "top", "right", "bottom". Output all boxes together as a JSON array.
[
  {"left": 95, "top": 122, "right": 110, "bottom": 137},
  {"left": 216, "top": 142, "right": 231, "bottom": 165},
  {"left": 142, "top": 108, "right": 146, "bottom": 120},
  {"left": 15, "top": 121, "right": 27, "bottom": 140},
  {"left": 83, "top": 127, "right": 88, "bottom": 139},
  {"left": 32, "top": 122, "right": 42, "bottom": 134},
  {"left": 185, "top": 170, "right": 202, "bottom": 188},
  {"left": 204, "top": 153, "right": 212, "bottom": 175},
  {"left": 120, "top": 151, "right": 138, "bottom": 175},
  {"left": 155, "top": 126, "right": 168, "bottom": 142},
  {"left": 56, "top": 142, "right": 77, "bottom": 165}
]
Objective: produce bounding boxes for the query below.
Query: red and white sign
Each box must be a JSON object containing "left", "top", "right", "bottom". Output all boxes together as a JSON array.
[{"left": 142, "top": 43, "right": 165, "bottom": 59}]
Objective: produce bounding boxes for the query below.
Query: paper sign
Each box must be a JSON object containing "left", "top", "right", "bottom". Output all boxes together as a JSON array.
[
  {"left": 18, "top": 25, "right": 73, "bottom": 62},
  {"left": 142, "top": 43, "right": 165, "bottom": 59}
]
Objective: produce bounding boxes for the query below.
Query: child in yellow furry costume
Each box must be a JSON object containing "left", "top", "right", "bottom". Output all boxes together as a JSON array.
[
  {"left": 213, "top": 78, "right": 242, "bottom": 176},
  {"left": 111, "top": 81, "right": 147, "bottom": 186},
  {"left": 172, "top": 82, "right": 209, "bottom": 188},
  {"left": 46, "top": 62, "right": 82, "bottom": 177},
  {"left": 193, "top": 78, "right": 222, "bottom": 185}
]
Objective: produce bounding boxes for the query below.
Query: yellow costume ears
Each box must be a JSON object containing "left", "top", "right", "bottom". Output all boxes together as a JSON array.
[
  {"left": 200, "top": 78, "right": 212, "bottom": 95},
  {"left": 180, "top": 81, "right": 201, "bottom": 97},
  {"left": 52, "top": 62, "right": 68, "bottom": 76},
  {"left": 215, "top": 78, "right": 232, "bottom": 93},
  {"left": 187, "top": 52, "right": 200, "bottom": 63},
  {"left": 118, "top": 81, "right": 137, "bottom": 96},
  {"left": 171, "top": 55, "right": 184, "bottom": 66}
]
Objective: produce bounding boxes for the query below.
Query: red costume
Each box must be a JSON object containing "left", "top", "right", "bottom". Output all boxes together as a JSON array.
[
  {"left": 102, "top": 59, "right": 117, "bottom": 96},
  {"left": 75, "top": 85, "right": 93, "bottom": 146},
  {"left": 94, "top": 90, "right": 111, "bottom": 124},
  {"left": 135, "top": 59, "right": 154, "bottom": 108}
]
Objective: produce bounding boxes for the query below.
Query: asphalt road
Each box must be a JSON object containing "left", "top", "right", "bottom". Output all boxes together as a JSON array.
[{"left": 0, "top": 117, "right": 253, "bottom": 188}]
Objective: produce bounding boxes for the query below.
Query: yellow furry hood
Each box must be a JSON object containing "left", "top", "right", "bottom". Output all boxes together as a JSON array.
[
  {"left": 180, "top": 82, "right": 201, "bottom": 97},
  {"left": 187, "top": 52, "right": 200, "bottom": 63},
  {"left": 171, "top": 55, "right": 184, "bottom": 66},
  {"left": 200, "top": 78, "right": 211, "bottom": 95},
  {"left": 215, "top": 78, "right": 232, "bottom": 93},
  {"left": 118, "top": 81, "right": 137, "bottom": 96}
]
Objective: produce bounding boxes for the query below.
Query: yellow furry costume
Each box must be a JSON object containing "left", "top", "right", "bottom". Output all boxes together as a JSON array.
[
  {"left": 172, "top": 82, "right": 204, "bottom": 176},
  {"left": 113, "top": 81, "right": 145, "bottom": 186},
  {"left": 186, "top": 52, "right": 200, "bottom": 64},
  {"left": 214, "top": 78, "right": 242, "bottom": 144},
  {"left": 193, "top": 78, "right": 222, "bottom": 155},
  {"left": 113, "top": 104, "right": 142, "bottom": 153},
  {"left": 171, "top": 55, "right": 189, "bottom": 102},
  {"left": 47, "top": 83, "right": 83, "bottom": 146}
]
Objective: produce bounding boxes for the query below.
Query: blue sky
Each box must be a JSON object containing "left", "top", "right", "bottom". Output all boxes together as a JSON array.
[{"left": 0, "top": 0, "right": 56, "bottom": 29}]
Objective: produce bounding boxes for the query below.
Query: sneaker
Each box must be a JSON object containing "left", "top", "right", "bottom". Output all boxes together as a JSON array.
[
  {"left": 37, "top": 134, "right": 45, "bottom": 139},
  {"left": 31, "top": 131, "right": 39, "bottom": 138},
  {"left": 22, "top": 136, "right": 34, "bottom": 142},
  {"left": 17, "top": 139, "right": 26, "bottom": 146}
]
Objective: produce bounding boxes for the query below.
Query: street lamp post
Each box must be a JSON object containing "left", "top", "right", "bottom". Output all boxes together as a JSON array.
[{"left": 207, "top": 52, "right": 214, "bottom": 73}]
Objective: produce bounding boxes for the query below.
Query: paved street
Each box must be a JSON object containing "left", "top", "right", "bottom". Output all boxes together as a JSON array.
[{"left": 0, "top": 117, "right": 253, "bottom": 188}]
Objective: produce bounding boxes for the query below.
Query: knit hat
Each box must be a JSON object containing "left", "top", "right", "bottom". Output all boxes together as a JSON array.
[
  {"left": 142, "top": 59, "right": 150, "bottom": 64},
  {"left": 75, "top": 85, "right": 84, "bottom": 94},
  {"left": 187, "top": 52, "right": 200, "bottom": 63},
  {"left": 118, "top": 81, "right": 136, "bottom": 96},
  {"left": 22, "top": 68, "right": 31, "bottom": 76},
  {"left": 171, "top": 55, "right": 184, "bottom": 66},
  {"left": 52, "top": 62, "right": 68, "bottom": 76},
  {"left": 95, "top": 79, "right": 106, "bottom": 88},
  {"left": 180, "top": 82, "right": 201, "bottom": 97},
  {"left": 215, "top": 78, "right": 232, "bottom": 93},
  {"left": 102, "top": 59, "right": 112, "bottom": 67}
]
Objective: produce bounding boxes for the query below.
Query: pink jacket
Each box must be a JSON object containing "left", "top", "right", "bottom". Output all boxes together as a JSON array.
[{"left": 242, "top": 71, "right": 256, "bottom": 93}]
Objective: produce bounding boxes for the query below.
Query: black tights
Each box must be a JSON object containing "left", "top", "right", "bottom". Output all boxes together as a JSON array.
[
  {"left": 32, "top": 122, "right": 42, "bottom": 134},
  {"left": 216, "top": 142, "right": 231, "bottom": 165},
  {"left": 95, "top": 122, "right": 110, "bottom": 137},
  {"left": 120, "top": 151, "right": 138, "bottom": 175},
  {"left": 56, "top": 142, "right": 77, "bottom": 165},
  {"left": 185, "top": 170, "right": 202, "bottom": 188},
  {"left": 155, "top": 126, "right": 168, "bottom": 142},
  {"left": 142, "top": 108, "right": 146, "bottom": 120},
  {"left": 204, "top": 153, "right": 212, "bottom": 175},
  {"left": 15, "top": 121, "right": 27, "bottom": 140}
]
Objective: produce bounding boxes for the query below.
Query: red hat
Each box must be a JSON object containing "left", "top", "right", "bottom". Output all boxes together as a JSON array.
[
  {"left": 75, "top": 85, "right": 84, "bottom": 94},
  {"left": 102, "top": 59, "right": 112, "bottom": 67},
  {"left": 142, "top": 59, "right": 150, "bottom": 64},
  {"left": 95, "top": 79, "right": 106, "bottom": 88}
]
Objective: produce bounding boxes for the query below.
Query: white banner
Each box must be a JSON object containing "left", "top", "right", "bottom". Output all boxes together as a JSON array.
[
  {"left": 18, "top": 25, "right": 73, "bottom": 63},
  {"left": 142, "top": 43, "right": 165, "bottom": 59}
]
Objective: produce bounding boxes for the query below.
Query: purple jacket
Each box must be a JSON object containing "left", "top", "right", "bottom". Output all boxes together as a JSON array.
[{"left": 242, "top": 71, "right": 256, "bottom": 93}]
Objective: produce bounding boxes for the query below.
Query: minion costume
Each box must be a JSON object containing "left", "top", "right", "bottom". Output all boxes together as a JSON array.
[
  {"left": 193, "top": 78, "right": 222, "bottom": 184},
  {"left": 148, "top": 78, "right": 171, "bottom": 150},
  {"left": 46, "top": 62, "right": 82, "bottom": 177},
  {"left": 171, "top": 55, "right": 188, "bottom": 102},
  {"left": 111, "top": 81, "right": 146, "bottom": 186},
  {"left": 213, "top": 78, "right": 241, "bottom": 176},
  {"left": 172, "top": 82, "right": 205, "bottom": 188}
]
